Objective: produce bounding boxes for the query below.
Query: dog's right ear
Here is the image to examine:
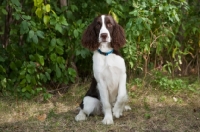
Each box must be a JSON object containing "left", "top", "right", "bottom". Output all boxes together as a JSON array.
[{"left": 81, "top": 19, "right": 100, "bottom": 51}]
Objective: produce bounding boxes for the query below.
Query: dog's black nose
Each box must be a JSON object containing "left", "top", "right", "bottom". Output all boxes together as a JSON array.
[{"left": 100, "top": 33, "right": 108, "bottom": 39}]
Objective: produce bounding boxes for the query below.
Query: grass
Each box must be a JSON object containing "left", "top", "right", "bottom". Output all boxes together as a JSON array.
[{"left": 0, "top": 79, "right": 200, "bottom": 132}]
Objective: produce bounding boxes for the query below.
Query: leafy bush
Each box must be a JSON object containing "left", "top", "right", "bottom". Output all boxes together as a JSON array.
[
  {"left": 0, "top": 0, "right": 199, "bottom": 99},
  {"left": 0, "top": 0, "right": 77, "bottom": 99}
]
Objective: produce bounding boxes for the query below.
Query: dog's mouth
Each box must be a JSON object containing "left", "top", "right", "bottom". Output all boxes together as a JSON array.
[
  {"left": 102, "top": 39, "right": 108, "bottom": 42},
  {"left": 99, "top": 38, "right": 111, "bottom": 43}
]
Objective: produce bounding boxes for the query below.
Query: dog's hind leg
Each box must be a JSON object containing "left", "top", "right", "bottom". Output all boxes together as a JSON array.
[{"left": 75, "top": 96, "right": 101, "bottom": 121}]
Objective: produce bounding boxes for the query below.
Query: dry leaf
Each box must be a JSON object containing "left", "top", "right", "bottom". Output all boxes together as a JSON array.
[
  {"left": 37, "top": 114, "right": 47, "bottom": 122},
  {"left": 130, "top": 85, "right": 137, "bottom": 92},
  {"left": 173, "top": 97, "right": 178, "bottom": 102}
]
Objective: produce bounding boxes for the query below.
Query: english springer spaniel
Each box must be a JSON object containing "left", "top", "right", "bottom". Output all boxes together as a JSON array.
[{"left": 75, "top": 15, "right": 131, "bottom": 125}]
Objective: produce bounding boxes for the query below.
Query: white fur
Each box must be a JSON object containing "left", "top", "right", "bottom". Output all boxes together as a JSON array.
[
  {"left": 75, "top": 15, "right": 131, "bottom": 125},
  {"left": 75, "top": 96, "right": 101, "bottom": 121},
  {"left": 98, "top": 15, "right": 111, "bottom": 43}
]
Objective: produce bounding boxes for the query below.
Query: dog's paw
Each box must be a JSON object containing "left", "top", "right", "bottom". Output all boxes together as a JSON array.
[
  {"left": 113, "top": 106, "right": 123, "bottom": 118},
  {"left": 124, "top": 105, "right": 131, "bottom": 111},
  {"left": 113, "top": 108, "right": 122, "bottom": 118},
  {"left": 102, "top": 116, "right": 114, "bottom": 125},
  {"left": 75, "top": 111, "right": 87, "bottom": 121}
]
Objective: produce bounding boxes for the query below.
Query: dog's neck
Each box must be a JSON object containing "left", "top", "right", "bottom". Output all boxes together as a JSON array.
[{"left": 98, "top": 42, "right": 113, "bottom": 52}]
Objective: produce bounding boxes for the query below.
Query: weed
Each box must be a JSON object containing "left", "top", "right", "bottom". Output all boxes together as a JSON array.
[{"left": 144, "top": 113, "right": 151, "bottom": 119}]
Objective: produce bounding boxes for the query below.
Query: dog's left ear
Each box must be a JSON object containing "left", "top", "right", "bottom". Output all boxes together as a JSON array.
[
  {"left": 110, "top": 21, "right": 126, "bottom": 50},
  {"left": 81, "top": 18, "right": 100, "bottom": 51}
]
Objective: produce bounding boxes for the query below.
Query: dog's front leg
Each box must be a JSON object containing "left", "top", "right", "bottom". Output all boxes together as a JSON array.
[
  {"left": 97, "top": 82, "right": 113, "bottom": 125},
  {"left": 113, "top": 73, "right": 130, "bottom": 118}
]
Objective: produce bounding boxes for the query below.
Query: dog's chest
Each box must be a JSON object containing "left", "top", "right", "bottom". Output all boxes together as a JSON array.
[
  {"left": 93, "top": 52, "right": 125, "bottom": 70},
  {"left": 93, "top": 52, "right": 126, "bottom": 103},
  {"left": 93, "top": 52, "right": 125, "bottom": 84}
]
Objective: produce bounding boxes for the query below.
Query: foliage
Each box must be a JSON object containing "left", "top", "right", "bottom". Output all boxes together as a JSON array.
[
  {"left": 152, "top": 71, "right": 187, "bottom": 92},
  {"left": 0, "top": 0, "right": 77, "bottom": 99},
  {"left": 0, "top": 0, "right": 199, "bottom": 99},
  {"left": 130, "top": 71, "right": 200, "bottom": 93}
]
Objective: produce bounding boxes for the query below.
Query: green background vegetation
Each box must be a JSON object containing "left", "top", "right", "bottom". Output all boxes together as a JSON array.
[{"left": 0, "top": 0, "right": 200, "bottom": 99}]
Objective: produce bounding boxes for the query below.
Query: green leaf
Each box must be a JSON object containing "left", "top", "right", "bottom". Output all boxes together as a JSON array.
[
  {"left": 50, "top": 16, "right": 56, "bottom": 25},
  {"left": 1, "top": 8, "right": 8, "bottom": 15},
  {"left": 32, "top": 35, "right": 38, "bottom": 44},
  {"left": 43, "top": 15, "right": 50, "bottom": 25},
  {"left": 1, "top": 78, "right": 6, "bottom": 88},
  {"left": 129, "top": 10, "right": 138, "bottom": 16},
  {"left": 0, "top": 56, "right": 5, "bottom": 62},
  {"left": 129, "top": 61, "right": 133, "bottom": 68},
  {"left": 45, "top": 72, "right": 50, "bottom": 80},
  {"left": 68, "top": 68, "right": 76, "bottom": 83},
  {"left": 70, "top": 5, "right": 78, "bottom": 12},
  {"left": 49, "top": 38, "right": 56, "bottom": 52},
  {"left": 68, "top": 68, "right": 76, "bottom": 76},
  {"left": 22, "top": 15, "right": 31, "bottom": 20},
  {"left": 22, "top": 87, "right": 27, "bottom": 92},
  {"left": 55, "top": 45, "right": 64, "bottom": 55},
  {"left": 110, "top": 12, "right": 119, "bottom": 23},
  {"left": 106, "top": 0, "right": 112, "bottom": 5},
  {"left": 60, "top": 15, "right": 68, "bottom": 26},
  {"left": 27, "top": 67, "right": 35, "bottom": 74},
  {"left": 26, "top": 74, "right": 31, "bottom": 83},
  {"left": 29, "top": 54, "right": 35, "bottom": 60},
  {"left": 28, "top": 30, "right": 35, "bottom": 39},
  {"left": 20, "top": 79, "right": 26, "bottom": 85},
  {"left": 56, "top": 64, "right": 61, "bottom": 78},
  {"left": 55, "top": 24, "right": 63, "bottom": 33},
  {"left": 50, "top": 53, "right": 57, "bottom": 62},
  {"left": 36, "top": 30, "right": 44, "bottom": 38},
  {"left": 159, "top": 6, "right": 163, "bottom": 11},
  {"left": 0, "top": 65, "right": 6, "bottom": 73},
  {"left": 73, "top": 29, "right": 78, "bottom": 38},
  {"left": 45, "top": 4, "right": 51, "bottom": 12},
  {"left": 82, "top": 3, "right": 87, "bottom": 8},
  {"left": 34, "top": 0, "right": 43, "bottom": 7},
  {"left": 35, "top": 7, "right": 43, "bottom": 18},
  {"left": 174, "top": 13, "right": 180, "bottom": 22},
  {"left": 57, "top": 57, "right": 64, "bottom": 63},
  {"left": 126, "top": 21, "right": 132, "bottom": 29},
  {"left": 36, "top": 54, "right": 44, "bottom": 66},
  {"left": 11, "top": 0, "right": 20, "bottom": 6},
  {"left": 144, "top": 22, "right": 151, "bottom": 31},
  {"left": 56, "top": 38, "right": 64, "bottom": 46},
  {"left": 20, "top": 70, "right": 26, "bottom": 76},
  {"left": 12, "top": 12, "right": 20, "bottom": 20},
  {"left": 51, "top": 38, "right": 56, "bottom": 46},
  {"left": 10, "top": 62, "right": 17, "bottom": 71},
  {"left": 20, "top": 20, "right": 29, "bottom": 34},
  {"left": 39, "top": 73, "right": 46, "bottom": 82}
]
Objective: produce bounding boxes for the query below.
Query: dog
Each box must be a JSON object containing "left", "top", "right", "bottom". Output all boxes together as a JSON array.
[{"left": 75, "top": 15, "right": 131, "bottom": 125}]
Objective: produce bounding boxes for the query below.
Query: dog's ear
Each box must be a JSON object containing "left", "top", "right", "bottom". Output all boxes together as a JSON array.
[
  {"left": 110, "top": 21, "right": 126, "bottom": 50},
  {"left": 81, "top": 19, "right": 100, "bottom": 51}
]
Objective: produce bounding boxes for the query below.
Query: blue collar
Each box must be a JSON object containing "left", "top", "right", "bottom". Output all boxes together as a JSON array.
[{"left": 97, "top": 49, "right": 113, "bottom": 56}]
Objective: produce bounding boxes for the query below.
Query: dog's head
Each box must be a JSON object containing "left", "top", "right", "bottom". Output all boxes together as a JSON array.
[{"left": 81, "top": 15, "right": 126, "bottom": 51}]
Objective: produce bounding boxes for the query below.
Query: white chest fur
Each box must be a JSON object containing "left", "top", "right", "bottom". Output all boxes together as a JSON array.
[{"left": 93, "top": 51, "right": 126, "bottom": 103}]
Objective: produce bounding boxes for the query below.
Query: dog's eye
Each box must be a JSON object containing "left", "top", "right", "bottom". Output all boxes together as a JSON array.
[
  {"left": 96, "top": 24, "right": 100, "bottom": 28},
  {"left": 107, "top": 23, "right": 112, "bottom": 27},
  {"left": 96, "top": 22, "right": 101, "bottom": 28}
]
